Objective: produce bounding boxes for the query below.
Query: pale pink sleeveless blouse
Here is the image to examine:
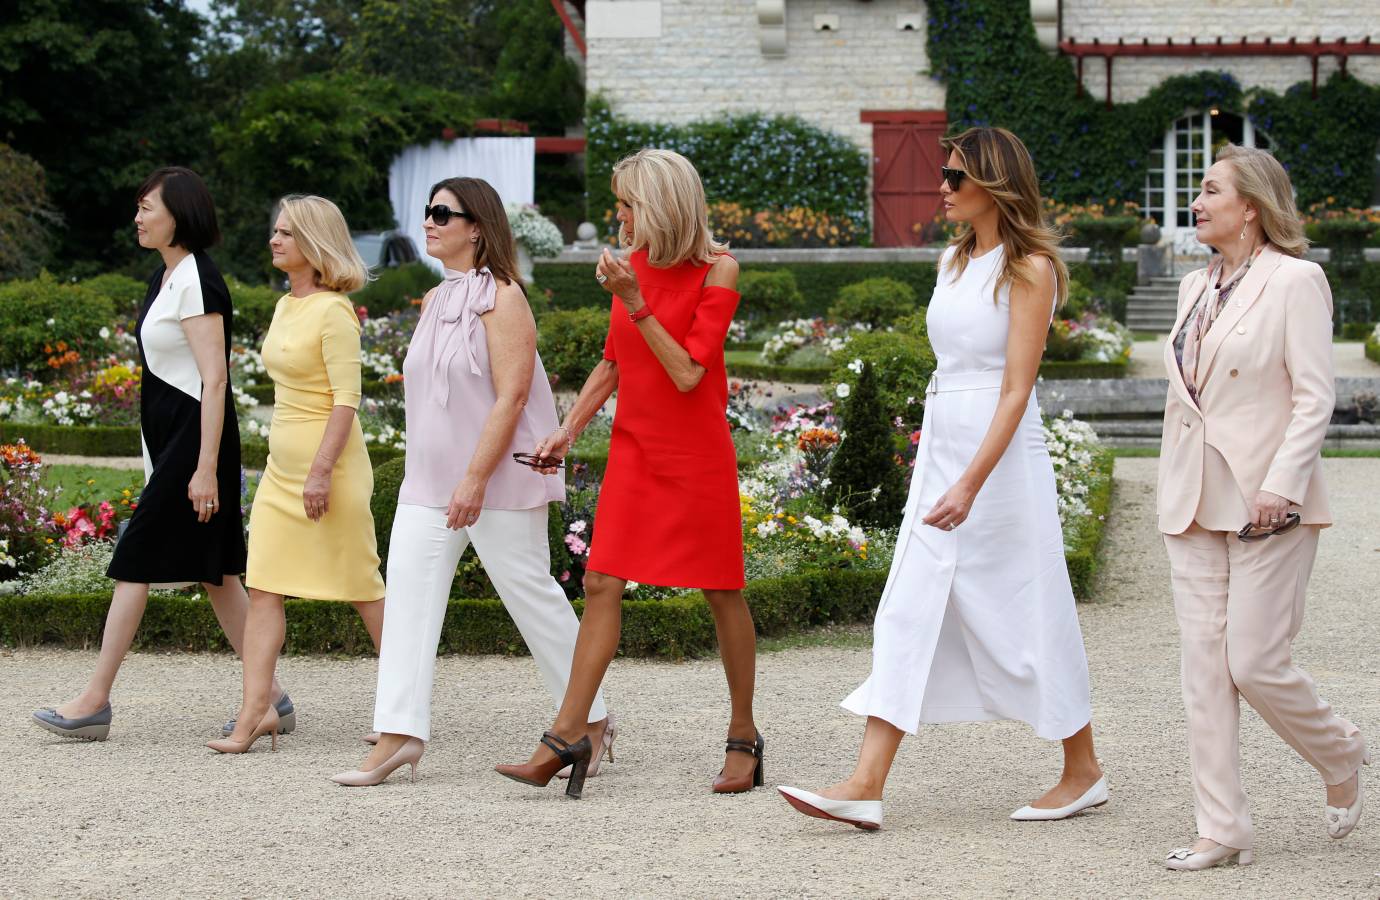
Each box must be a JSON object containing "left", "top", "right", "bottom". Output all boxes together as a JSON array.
[{"left": 397, "top": 267, "right": 564, "bottom": 509}]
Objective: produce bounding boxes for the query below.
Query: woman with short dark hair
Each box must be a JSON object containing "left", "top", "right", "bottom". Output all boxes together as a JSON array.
[{"left": 32, "top": 167, "right": 275, "bottom": 742}]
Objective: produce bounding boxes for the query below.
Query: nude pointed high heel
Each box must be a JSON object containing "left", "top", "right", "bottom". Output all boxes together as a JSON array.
[
  {"left": 207, "top": 708, "right": 280, "bottom": 754},
  {"left": 331, "top": 737, "right": 424, "bottom": 787}
]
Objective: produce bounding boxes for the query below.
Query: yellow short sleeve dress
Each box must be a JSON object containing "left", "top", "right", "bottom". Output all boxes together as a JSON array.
[{"left": 245, "top": 291, "right": 386, "bottom": 601}]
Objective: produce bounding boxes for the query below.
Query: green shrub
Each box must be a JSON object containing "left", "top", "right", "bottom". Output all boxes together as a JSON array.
[
  {"left": 725, "top": 360, "right": 831, "bottom": 382},
  {"left": 828, "top": 330, "right": 938, "bottom": 428},
  {"left": 228, "top": 279, "right": 281, "bottom": 342},
  {"left": 533, "top": 261, "right": 939, "bottom": 318},
  {"left": 1366, "top": 337, "right": 1380, "bottom": 366},
  {"left": 829, "top": 277, "right": 917, "bottom": 328},
  {"left": 369, "top": 456, "right": 406, "bottom": 568},
  {"left": 0, "top": 422, "right": 140, "bottom": 456},
  {"left": 825, "top": 363, "right": 906, "bottom": 528},
  {"left": 537, "top": 307, "right": 608, "bottom": 389},
  {"left": 1340, "top": 321, "right": 1376, "bottom": 341},
  {"left": 1064, "top": 450, "right": 1115, "bottom": 599},
  {"left": 1038, "top": 360, "right": 1128, "bottom": 380},
  {"left": 0, "top": 274, "right": 114, "bottom": 374},
  {"left": 0, "top": 144, "right": 61, "bottom": 280},
  {"left": 352, "top": 262, "right": 440, "bottom": 316},
  {"left": 585, "top": 98, "right": 868, "bottom": 238},
  {"left": 737, "top": 269, "right": 804, "bottom": 322},
  {"left": 81, "top": 273, "right": 146, "bottom": 319}
]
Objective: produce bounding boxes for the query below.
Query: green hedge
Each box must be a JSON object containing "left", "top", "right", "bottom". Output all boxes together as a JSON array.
[
  {"left": 1038, "top": 360, "right": 1128, "bottom": 380},
  {"left": 1065, "top": 450, "right": 1116, "bottom": 599},
  {"left": 533, "top": 261, "right": 939, "bottom": 319},
  {"left": 242, "top": 378, "right": 393, "bottom": 405},
  {"left": 0, "top": 421, "right": 140, "bottom": 456},
  {"left": 238, "top": 438, "right": 401, "bottom": 470},
  {"left": 584, "top": 97, "right": 868, "bottom": 237},
  {"left": 1366, "top": 338, "right": 1380, "bottom": 365},
  {"left": 723, "top": 357, "right": 1127, "bottom": 385}
]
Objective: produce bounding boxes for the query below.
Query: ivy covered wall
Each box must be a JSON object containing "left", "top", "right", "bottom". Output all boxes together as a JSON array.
[{"left": 926, "top": 0, "right": 1380, "bottom": 208}]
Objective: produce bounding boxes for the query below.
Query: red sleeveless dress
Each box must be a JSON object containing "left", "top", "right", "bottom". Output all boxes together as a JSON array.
[{"left": 586, "top": 249, "right": 745, "bottom": 590}]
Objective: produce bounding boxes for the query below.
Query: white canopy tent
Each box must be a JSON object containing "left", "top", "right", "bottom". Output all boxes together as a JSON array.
[{"left": 388, "top": 137, "right": 536, "bottom": 272}]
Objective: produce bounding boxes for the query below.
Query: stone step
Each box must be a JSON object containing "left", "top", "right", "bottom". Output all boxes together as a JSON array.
[{"left": 1088, "top": 419, "right": 1380, "bottom": 449}]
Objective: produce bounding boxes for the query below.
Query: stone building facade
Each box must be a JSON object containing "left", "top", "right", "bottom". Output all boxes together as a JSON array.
[{"left": 570, "top": 0, "right": 1379, "bottom": 245}]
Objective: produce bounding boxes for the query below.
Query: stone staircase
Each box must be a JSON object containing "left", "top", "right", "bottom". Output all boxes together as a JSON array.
[{"left": 1125, "top": 276, "right": 1182, "bottom": 333}]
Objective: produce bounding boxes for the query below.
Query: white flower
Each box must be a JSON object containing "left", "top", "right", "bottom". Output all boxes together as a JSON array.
[
  {"left": 847, "top": 357, "right": 864, "bottom": 374},
  {"left": 46, "top": 318, "right": 55, "bottom": 326},
  {"left": 98, "top": 327, "right": 110, "bottom": 340},
  {"left": 835, "top": 383, "right": 851, "bottom": 399},
  {"left": 569, "top": 520, "right": 587, "bottom": 534}
]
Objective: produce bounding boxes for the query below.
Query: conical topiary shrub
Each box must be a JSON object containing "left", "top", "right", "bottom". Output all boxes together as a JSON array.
[{"left": 824, "top": 361, "right": 906, "bottom": 528}]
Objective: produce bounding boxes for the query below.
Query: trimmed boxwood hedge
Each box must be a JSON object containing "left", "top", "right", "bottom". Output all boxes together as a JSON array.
[
  {"left": 723, "top": 358, "right": 1128, "bottom": 384},
  {"left": 534, "top": 261, "right": 940, "bottom": 319},
  {"left": 0, "top": 421, "right": 140, "bottom": 456},
  {"left": 1038, "top": 360, "right": 1128, "bottom": 380},
  {"left": 239, "top": 438, "right": 401, "bottom": 470},
  {"left": 1366, "top": 338, "right": 1380, "bottom": 365},
  {"left": 1, "top": 453, "right": 1116, "bottom": 656}
]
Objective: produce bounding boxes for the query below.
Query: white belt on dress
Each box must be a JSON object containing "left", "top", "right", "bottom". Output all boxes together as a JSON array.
[{"left": 925, "top": 369, "right": 1005, "bottom": 395}]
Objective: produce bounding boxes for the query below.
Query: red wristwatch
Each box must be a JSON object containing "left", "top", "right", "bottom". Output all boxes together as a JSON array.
[{"left": 628, "top": 304, "right": 654, "bottom": 324}]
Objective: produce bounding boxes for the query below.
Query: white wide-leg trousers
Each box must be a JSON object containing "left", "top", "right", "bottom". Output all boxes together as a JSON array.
[{"left": 373, "top": 503, "right": 607, "bottom": 741}]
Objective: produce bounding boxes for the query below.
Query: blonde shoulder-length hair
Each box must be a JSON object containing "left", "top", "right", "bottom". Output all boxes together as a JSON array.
[
  {"left": 1215, "top": 144, "right": 1309, "bottom": 258},
  {"left": 611, "top": 148, "right": 728, "bottom": 268},
  {"left": 940, "top": 126, "right": 1068, "bottom": 308},
  {"left": 276, "top": 194, "right": 371, "bottom": 293}
]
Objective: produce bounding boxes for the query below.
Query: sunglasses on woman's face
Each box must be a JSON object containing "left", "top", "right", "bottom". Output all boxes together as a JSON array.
[
  {"left": 1236, "top": 512, "right": 1301, "bottom": 542},
  {"left": 424, "top": 204, "right": 475, "bottom": 227},
  {"left": 941, "top": 166, "right": 968, "bottom": 191}
]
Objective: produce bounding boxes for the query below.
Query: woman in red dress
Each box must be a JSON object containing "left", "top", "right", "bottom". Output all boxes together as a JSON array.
[{"left": 495, "top": 149, "right": 761, "bottom": 798}]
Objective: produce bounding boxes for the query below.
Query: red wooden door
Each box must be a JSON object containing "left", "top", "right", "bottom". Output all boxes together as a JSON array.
[{"left": 865, "top": 111, "right": 947, "bottom": 247}]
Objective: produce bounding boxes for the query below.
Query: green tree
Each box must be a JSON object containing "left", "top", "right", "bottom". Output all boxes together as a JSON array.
[
  {"left": 340, "top": 0, "right": 481, "bottom": 93},
  {"left": 825, "top": 362, "right": 907, "bottom": 528},
  {"left": 0, "top": 144, "right": 62, "bottom": 279},
  {"left": 489, "top": 0, "right": 584, "bottom": 134},
  {"left": 0, "top": 0, "right": 207, "bottom": 264}
]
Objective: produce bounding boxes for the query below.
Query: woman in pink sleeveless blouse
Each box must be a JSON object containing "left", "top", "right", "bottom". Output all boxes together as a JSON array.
[{"left": 331, "top": 178, "right": 609, "bottom": 787}]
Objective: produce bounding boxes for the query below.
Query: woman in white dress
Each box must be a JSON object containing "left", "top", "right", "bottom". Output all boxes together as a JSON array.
[{"left": 779, "top": 127, "right": 1106, "bottom": 830}]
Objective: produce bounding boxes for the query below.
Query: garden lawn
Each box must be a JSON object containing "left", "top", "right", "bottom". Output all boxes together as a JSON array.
[{"left": 41, "top": 464, "right": 142, "bottom": 502}]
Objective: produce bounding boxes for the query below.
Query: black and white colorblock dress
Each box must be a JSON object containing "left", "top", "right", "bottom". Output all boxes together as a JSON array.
[{"left": 106, "top": 252, "right": 247, "bottom": 585}]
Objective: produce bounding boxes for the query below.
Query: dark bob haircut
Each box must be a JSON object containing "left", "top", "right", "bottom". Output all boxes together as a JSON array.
[{"left": 135, "top": 166, "right": 221, "bottom": 252}]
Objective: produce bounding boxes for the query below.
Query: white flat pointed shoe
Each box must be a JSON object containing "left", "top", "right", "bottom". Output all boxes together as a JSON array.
[
  {"left": 1165, "top": 843, "right": 1253, "bottom": 871},
  {"left": 778, "top": 785, "right": 883, "bottom": 830},
  {"left": 1009, "top": 776, "right": 1108, "bottom": 821},
  {"left": 1325, "top": 750, "right": 1370, "bottom": 840}
]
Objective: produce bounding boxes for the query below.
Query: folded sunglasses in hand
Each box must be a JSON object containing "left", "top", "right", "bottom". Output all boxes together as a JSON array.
[{"left": 512, "top": 452, "right": 565, "bottom": 470}]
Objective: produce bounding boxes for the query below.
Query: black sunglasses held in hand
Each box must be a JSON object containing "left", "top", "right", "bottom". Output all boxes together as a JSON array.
[
  {"left": 512, "top": 452, "right": 564, "bottom": 470},
  {"left": 1237, "top": 512, "right": 1300, "bottom": 542},
  {"left": 424, "top": 204, "right": 475, "bottom": 227},
  {"left": 941, "top": 166, "right": 967, "bottom": 191}
]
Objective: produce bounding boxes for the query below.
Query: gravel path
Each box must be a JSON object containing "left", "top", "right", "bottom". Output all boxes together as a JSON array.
[{"left": 2, "top": 458, "right": 1378, "bottom": 898}]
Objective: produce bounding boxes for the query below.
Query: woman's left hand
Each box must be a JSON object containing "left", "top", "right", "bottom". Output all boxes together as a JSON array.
[
  {"left": 923, "top": 481, "right": 978, "bottom": 531},
  {"left": 303, "top": 470, "right": 331, "bottom": 522},
  {"left": 188, "top": 468, "right": 218, "bottom": 523},
  {"left": 446, "top": 476, "right": 486, "bottom": 530},
  {"left": 1251, "top": 490, "right": 1292, "bottom": 529},
  {"left": 597, "top": 248, "right": 643, "bottom": 313}
]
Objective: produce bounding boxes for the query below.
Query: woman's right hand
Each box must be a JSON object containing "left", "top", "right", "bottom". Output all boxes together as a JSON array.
[
  {"left": 303, "top": 470, "right": 332, "bottom": 522},
  {"left": 532, "top": 428, "right": 571, "bottom": 475}
]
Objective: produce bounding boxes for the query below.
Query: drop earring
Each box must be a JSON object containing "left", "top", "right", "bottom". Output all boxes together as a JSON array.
[{"left": 1240, "top": 222, "right": 1247, "bottom": 241}]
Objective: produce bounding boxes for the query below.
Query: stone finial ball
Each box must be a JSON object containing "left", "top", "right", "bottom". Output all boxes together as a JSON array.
[{"left": 576, "top": 222, "right": 597, "bottom": 241}]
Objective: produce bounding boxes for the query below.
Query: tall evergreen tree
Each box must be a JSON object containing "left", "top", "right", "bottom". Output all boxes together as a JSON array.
[{"left": 824, "top": 362, "right": 906, "bottom": 528}]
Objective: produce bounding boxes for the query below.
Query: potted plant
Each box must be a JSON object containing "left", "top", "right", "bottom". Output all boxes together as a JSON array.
[{"left": 505, "top": 202, "right": 564, "bottom": 281}]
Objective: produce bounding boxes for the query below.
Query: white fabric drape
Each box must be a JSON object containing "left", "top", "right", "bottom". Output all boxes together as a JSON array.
[{"left": 388, "top": 138, "right": 536, "bottom": 272}]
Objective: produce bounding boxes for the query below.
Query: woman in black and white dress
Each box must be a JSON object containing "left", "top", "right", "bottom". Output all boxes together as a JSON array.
[{"left": 32, "top": 167, "right": 286, "bottom": 742}]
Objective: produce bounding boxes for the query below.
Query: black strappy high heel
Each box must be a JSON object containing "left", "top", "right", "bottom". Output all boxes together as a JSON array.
[
  {"left": 495, "top": 731, "right": 594, "bottom": 799},
  {"left": 712, "top": 731, "right": 765, "bottom": 794}
]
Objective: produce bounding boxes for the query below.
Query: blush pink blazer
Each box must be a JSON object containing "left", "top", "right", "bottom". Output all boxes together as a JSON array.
[{"left": 1157, "top": 244, "right": 1334, "bottom": 535}]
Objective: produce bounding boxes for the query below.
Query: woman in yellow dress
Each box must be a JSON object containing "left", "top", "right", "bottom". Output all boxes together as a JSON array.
[{"left": 209, "top": 195, "right": 386, "bottom": 754}]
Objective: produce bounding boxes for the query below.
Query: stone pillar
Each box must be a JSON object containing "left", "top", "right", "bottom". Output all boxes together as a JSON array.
[{"left": 1136, "top": 221, "right": 1165, "bottom": 285}]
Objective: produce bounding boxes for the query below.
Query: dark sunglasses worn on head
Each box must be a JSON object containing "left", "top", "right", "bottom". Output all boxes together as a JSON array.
[
  {"left": 1236, "top": 511, "right": 1301, "bottom": 542},
  {"left": 512, "top": 452, "right": 564, "bottom": 470},
  {"left": 424, "top": 204, "right": 475, "bottom": 227},
  {"left": 941, "top": 166, "right": 967, "bottom": 191}
]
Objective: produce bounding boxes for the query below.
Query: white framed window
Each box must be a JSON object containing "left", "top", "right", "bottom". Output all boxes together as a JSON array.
[{"left": 1143, "top": 110, "right": 1271, "bottom": 252}]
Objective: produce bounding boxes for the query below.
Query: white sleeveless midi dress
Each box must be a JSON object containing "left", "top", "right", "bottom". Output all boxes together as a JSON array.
[{"left": 840, "top": 245, "right": 1092, "bottom": 741}]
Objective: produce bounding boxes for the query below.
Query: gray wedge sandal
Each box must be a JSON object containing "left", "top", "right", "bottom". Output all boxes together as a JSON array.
[{"left": 32, "top": 703, "right": 113, "bottom": 741}]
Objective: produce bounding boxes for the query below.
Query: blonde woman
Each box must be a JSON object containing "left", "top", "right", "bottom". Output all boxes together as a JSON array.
[
  {"left": 495, "top": 149, "right": 760, "bottom": 798},
  {"left": 1157, "top": 145, "right": 1367, "bottom": 871},
  {"left": 779, "top": 127, "right": 1105, "bottom": 830},
  {"left": 209, "top": 195, "right": 386, "bottom": 754}
]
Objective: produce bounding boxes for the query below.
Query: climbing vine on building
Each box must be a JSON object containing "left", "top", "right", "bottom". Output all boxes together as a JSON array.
[{"left": 925, "top": 0, "right": 1378, "bottom": 208}]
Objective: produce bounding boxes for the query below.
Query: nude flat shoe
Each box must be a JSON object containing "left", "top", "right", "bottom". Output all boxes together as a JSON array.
[
  {"left": 331, "top": 737, "right": 424, "bottom": 787},
  {"left": 1326, "top": 749, "right": 1371, "bottom": 840},
  {"left": 778, "top": 785, "right": 883, "bottom": 830},
  {"left": 1009, "top": 776, "right": 1109, "bottom": 821},
  {"left": 1165, "top": 843, "right": 1253, "bottom": 871}
]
